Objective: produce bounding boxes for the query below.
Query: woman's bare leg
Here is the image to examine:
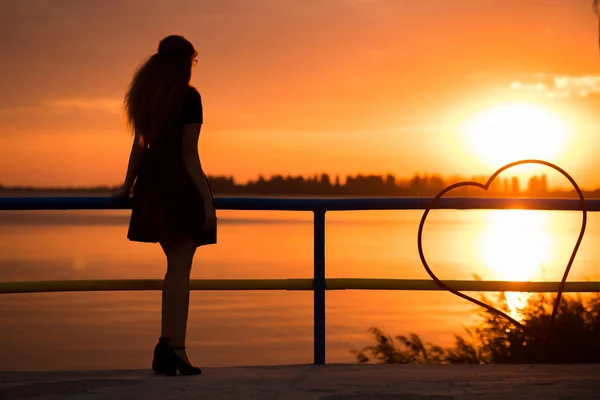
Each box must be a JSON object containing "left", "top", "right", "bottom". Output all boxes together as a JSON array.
[{"left": 160, "top": 236, "right": 197, "bottom": 362}]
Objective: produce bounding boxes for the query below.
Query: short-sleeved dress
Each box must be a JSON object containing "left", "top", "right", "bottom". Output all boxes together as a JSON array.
[{"left": 127, "top": 86, "right": 217, "bottom": 247}]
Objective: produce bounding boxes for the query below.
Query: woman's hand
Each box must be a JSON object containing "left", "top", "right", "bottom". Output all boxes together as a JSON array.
[{"left": 111, "top": 185, "right": 131, "bottom": 198}]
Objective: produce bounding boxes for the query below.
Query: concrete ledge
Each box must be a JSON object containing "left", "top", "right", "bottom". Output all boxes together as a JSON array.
[{"left": 1, "top": 364, "right": 599, "bottom": 400}]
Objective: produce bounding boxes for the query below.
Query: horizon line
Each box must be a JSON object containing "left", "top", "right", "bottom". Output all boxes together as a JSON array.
[{"left": 0, "top": 170, "right": 584, "bottom": 190}]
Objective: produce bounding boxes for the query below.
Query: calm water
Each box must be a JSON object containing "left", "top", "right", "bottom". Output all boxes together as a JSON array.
[{"left": 1, "top": 207, "right": 598, "bottom": 371}]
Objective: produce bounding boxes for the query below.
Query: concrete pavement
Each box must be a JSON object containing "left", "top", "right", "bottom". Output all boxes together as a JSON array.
[{"left": 1, "top": 363, "right": 599, "bottom": 399}]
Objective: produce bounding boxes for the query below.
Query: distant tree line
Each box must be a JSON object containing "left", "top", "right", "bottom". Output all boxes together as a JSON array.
[
  {"left": 204, "top": 172, "right": 591, "bottom": 197},
  {"left": 2, "top": 172, "right": 600, "bottom": 197}
]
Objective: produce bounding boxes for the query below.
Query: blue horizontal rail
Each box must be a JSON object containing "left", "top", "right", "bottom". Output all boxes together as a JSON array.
[
  {"left": 1, "top": 196, "right": 600, "bottom": 211},
  {"left": 0, "top": 196, "right": 596, "bottom": 366}
]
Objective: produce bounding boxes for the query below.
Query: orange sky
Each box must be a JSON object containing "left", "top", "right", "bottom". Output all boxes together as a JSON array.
[{"left": 1, "top": 0, "right": 600, "bottom": 188}]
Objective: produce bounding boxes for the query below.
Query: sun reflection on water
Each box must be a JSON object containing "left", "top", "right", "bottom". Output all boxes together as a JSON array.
[{"left": 476, "top": 210, "right": 556, "bottom": 320}]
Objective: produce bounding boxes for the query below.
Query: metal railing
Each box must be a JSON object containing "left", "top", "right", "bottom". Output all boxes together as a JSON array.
[{"left": 1, "top": 196, "right": 599, "bottom": 365}]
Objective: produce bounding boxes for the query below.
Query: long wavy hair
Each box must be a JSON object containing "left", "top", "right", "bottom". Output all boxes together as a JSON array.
[{"left": 124, "top": 35, "right": 197, "bottom": 147}]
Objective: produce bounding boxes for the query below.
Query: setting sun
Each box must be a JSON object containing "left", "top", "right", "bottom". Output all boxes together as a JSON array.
[{"left": 463, "top": 102, "right": 569, "bottom": 168}]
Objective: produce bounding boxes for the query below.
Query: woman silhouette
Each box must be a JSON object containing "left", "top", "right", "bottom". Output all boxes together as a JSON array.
[{"left": 113, "top": 35, "right": 216, "bottom": 376}]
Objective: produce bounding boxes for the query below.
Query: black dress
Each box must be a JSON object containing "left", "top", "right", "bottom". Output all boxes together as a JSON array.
[{"left": 127, "top": 86, "right": 217, "bottom": 247}]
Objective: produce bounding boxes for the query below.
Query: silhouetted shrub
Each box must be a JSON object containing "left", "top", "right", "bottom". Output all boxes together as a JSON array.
[{"left": 351, "top": 293, "right": 600, "bottom": 364}]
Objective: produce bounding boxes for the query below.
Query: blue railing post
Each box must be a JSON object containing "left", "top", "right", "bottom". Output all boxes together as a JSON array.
[{"left": 313, "top": 208, "right": 326, "bottom": 365}]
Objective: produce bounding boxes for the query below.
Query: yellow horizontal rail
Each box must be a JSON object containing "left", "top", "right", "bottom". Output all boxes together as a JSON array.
[{"left": 2, "top": 278, "right": 600, "bottom": 294}]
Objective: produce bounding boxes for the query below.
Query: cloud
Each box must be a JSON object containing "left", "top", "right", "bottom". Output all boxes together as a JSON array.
[
  {"left": 41, "top": 97, "right": 123, "bottom": 113},
  {"left": 507, "top": 74, "right": 600, "bottom": 99},
  {"left": 0, "top": 97, "right": 123, "bottom": 120},
  {"left": 0, "top": 106, "right": 35, "bottom": 117}
]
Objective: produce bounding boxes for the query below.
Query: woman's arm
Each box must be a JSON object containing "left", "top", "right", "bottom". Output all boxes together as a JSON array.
[
  {"left": 121, "top": 133, "right": 143, "bottom": 194},
  {"left": 182, "top": 123, "right": 214, "bottom": 215}
]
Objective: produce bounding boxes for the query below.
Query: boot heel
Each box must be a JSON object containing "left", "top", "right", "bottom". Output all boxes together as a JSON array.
[{"left": 169, "top": 346, "right": 202, "bottom": 376}]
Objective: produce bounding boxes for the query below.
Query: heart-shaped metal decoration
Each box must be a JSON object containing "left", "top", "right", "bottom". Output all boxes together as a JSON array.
[{"left": 417, "top": 159, "right": 587, "bottom": 340}]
